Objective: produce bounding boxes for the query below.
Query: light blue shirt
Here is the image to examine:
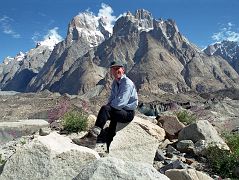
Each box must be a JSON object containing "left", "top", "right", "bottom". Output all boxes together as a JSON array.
[{"left": 108, "top": 74, "right": 138, "bottom": 110}]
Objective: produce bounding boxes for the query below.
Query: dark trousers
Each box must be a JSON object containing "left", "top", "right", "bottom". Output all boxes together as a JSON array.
[{"left": 95, "top": 105, "right": 135, "bottom": 149}]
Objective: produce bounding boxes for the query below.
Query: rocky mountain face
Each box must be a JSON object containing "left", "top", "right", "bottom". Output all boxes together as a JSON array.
[
  {"left": 204, "top": 40, "right": 239, "bottom": 74},
  {"left": 25, "top": 12, "right": 111, "bottom": 93},
  {"left": 0, "top": 46, "right": 52, "bottom": 92},
  {"left": 1, "top": 9, "right": 239, "bottom": 96},
  {"left": 94, "top": 10, "right": 239, "bottom": 95}
]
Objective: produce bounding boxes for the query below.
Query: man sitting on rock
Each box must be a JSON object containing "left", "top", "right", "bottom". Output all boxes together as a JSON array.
[{"left": 73, "top": 60, "right": 138, "bottom": 151}]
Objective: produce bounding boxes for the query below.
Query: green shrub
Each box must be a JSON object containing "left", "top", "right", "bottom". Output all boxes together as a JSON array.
[
  {"left": 61, "top": 110, "right": 88, "bottom": 133},
  {"left": 206, "top": 133, "right": 239, "bottom": 178},
  {"left": 224, "top": 133, "right": 239, "bottom": 155},
  {"left": 174, "top": 110, "right": 196, "bottom": 125}
]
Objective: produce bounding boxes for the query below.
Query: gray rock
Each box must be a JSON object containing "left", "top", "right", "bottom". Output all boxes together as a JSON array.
[
  {"left": 155, "top": 149, "right": 167, "bottom": 161},
  {"left": 167, "top": 145, "right": 180, "bottom": 155},
  {"left": 193, "top": 140, "right": 208, "bottom": 156},
  {"left": 165, "top": 169, "right": 213, "bottom": 180},
  {"left": 176, "top": 140, "right": 195, "bottom": 153},
  {"left": 178, "top": 120, "right": 229, "bottom": 150},
  {"left": 74, "top": 157, "right": 170, "bottom": 180},
  {"left": 0, "top": 132, "right": 100, "bottom": 180},
  {"left": 157, "top": 115, "right": 185, "bottom": 140},
  {"left": 159, "top": 160, "right": 187, "bottom": 174},
  {"left": 108, "top": 116, "right": 165, "bottom": 164}
]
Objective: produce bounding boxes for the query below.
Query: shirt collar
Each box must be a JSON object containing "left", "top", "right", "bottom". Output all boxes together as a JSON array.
[{"left": 116, "top": 74, "right": 126, "bottom": 84}]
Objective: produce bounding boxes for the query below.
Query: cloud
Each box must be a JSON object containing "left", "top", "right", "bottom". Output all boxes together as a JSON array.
[
  {"left": 212, "top": 22, "right": 239, "bottom": 42},
  {"left": 97, "top": 3, "right": 123, "bottom": 34},
  {"left": 77, "top": 4, "right": 122, "bottom": 35},
  {"left": 98, "top": 3, "right": 117, "bottom": 23},
  {"left": 0, "top": 15, "right": 21, "bottom": 38},
  {"left": 32, "top": 27, "right": 63, "bottom": 50}
]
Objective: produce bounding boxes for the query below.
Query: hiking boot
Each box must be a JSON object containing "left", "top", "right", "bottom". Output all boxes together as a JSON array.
[
  {"left": 72, "top": 126, "right": 101, "bottom": 149},
  {"left": 72, "top": 132, "right": 97, "bottom": 149}
]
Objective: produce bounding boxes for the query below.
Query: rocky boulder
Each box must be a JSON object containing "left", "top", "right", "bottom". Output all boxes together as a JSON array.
[
  {"left": 108, "top": 116, "right": 165, "bottom": 164},
  {"left": 157, "top": 115, "right": 185, "bottom": 139},
  {"left": 74, "top": 157, "right": 170, "bottom": 180},
  {"left": 0, "top": 132, "right": 100, "bottom": 180},
  {"left": 178, "top": 120, "right": 229, "bottom": 151}
]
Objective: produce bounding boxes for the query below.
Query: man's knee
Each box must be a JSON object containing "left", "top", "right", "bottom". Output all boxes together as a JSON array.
[{"left": 100, "top": 105, "right": 111, "bottom": 112}]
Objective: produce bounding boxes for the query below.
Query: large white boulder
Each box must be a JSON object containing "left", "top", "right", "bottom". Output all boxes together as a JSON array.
[
  {"left": 0, "top": 132, "right": 99, "bottom": 180},
  {"left": 109, "top": 116, "right": 165, "bottom": 164},
  {"left": 74, "top": 157, "right": 170, "bottom": 180}
]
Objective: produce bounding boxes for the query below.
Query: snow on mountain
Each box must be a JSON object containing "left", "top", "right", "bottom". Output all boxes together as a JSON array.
[
  {"left": 15, "top": 51, "right": 25, "bottom": 61},
  {"left": 37, "top": 27, "right": 63, "bottom": 50},
  {"left": 70, "top": 10, "right": 115, "bottom": 47},
  {"left": 76, "top": 12, "right": 106, "bottom": 47},
  {"left": 204, "top": 40, "right": 239, "bottom": 61},
  {"left": 3, "top": 57, "right": 14, "bottom": 65},
  {"left": 66, "top": 4, "right": 117, "bottom": 47},
  {"left": 3, "top": 51, "right": 25, "bottom": 65}
]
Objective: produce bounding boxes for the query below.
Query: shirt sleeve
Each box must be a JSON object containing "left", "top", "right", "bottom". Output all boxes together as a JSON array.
[
  {"left": 110, "top": 81, "right": 132, "bottom": 110},
  {"left": 107, "top": 81, "right": 116, "bottom": 104}
]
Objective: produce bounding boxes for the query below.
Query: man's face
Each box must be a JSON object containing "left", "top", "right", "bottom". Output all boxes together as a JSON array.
[{"left": 110, "top": 66, "right": 124, "bottom": 80}]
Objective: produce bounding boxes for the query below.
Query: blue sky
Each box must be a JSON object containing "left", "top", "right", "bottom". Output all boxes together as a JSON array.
[{"left": 0, "top": 0, "right": 238, "bottom": 62}]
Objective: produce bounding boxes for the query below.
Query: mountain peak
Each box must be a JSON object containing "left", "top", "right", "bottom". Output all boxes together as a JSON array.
[
  {"left": 134, "top": 9, "right": 153, "bottom": 20},
  {"left": 113, "top": 9, "right": 154, "bottom": 35},
  {"left": 67, "top": 11, "right": 112, "bottom": 47}
]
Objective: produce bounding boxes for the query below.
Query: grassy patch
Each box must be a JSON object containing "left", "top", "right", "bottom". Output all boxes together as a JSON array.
[
  {"left": 174, "top": 110, "right": 196, "bottom": 125},
  {"left": 61, "top": 110, "right": 88, "bottom": 133}
]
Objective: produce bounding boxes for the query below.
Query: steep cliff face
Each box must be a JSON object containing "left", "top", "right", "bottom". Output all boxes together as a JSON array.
[{"left": 183, "top": 53, "right": 239, "bottom": 92}]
